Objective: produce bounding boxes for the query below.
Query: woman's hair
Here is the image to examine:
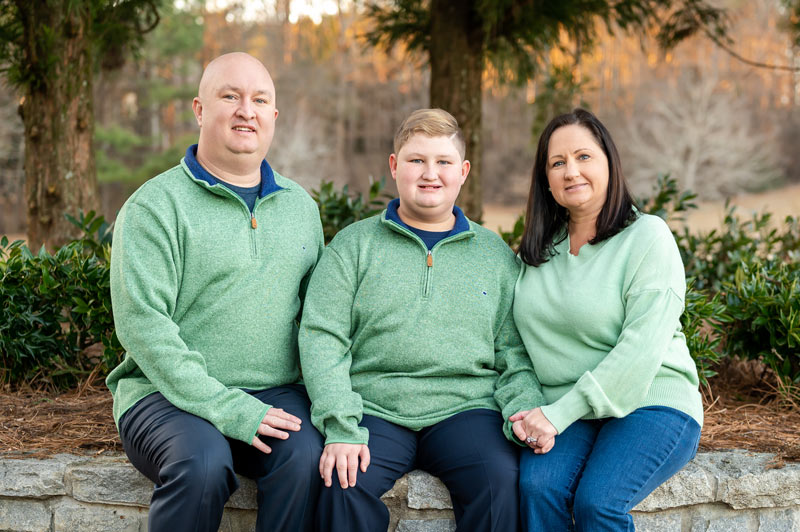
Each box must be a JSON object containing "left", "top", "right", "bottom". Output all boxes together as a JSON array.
[
  {"left": 518, "top": 108, "right": 638, "bottom": 267},
  {"left": 393, "top": 108, "right": 466, "bottom": 160}
]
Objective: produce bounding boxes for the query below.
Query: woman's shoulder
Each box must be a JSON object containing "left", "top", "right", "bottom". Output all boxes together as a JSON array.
[{"left": 620, "top": 212, "right": 674, "bottom": 243}]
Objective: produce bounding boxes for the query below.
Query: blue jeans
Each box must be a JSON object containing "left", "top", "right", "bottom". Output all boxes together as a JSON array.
[
  {"left": 519, "top": 406, "right": 701, "bottom": 532},
  {"left": 316, "top": 409, "right": 521, "bottom": 532}
]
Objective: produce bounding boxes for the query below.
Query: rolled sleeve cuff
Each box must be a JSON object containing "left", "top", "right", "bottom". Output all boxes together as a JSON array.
[{"left": 540, "top": 389, "right": 593, "bottom": 435}]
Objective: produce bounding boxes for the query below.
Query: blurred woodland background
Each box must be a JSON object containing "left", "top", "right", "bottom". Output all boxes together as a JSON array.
[{"left": 0, "top": 0, "right": 799, "bottom": 243}]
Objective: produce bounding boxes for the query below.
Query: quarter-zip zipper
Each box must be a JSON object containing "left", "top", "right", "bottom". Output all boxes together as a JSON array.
[
  {"left": 423, "top": 250, "right": 433, "bottom": 298},
  {"left": 382, "top": 218, "right": 474, "bottom": 300},
  {"left": 186, "top": 166, "right": 287, "bottom": 259},
  {"left": 198, "top": 183, "right": 286, "bottom": 259}
]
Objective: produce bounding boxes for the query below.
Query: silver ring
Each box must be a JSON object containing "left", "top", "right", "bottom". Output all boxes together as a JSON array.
[{"left": 526, "top": 436, "right": 537, "bottom": 444}]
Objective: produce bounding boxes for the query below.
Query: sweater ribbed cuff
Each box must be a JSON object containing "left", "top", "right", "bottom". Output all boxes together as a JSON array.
[
  {"left": 244, "top": 402, "right": 273, "bottom": 444},
  {"left": 324, "top": 421, "right": 370, "bottom": 446},
  {"left": 540, "top": 389, "right": 592, "bottom": 434}
]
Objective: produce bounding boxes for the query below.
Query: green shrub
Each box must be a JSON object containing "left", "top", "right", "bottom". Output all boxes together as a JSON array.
[
  {"left": 638, "top": 173, "right": 698, "bottom": 225},
  {"left": 311, "top": 177, "right": 392, "bottom": 244},
  {"left": 715, "top": 257, "right": 800, "bottom": 386},
  {"left": 675, "top": 206, "right": 800, "bottom": 292},
  {"left": 0, "top": 213, "right": 122, "bottom": 389},
  {"left": 0, "top": 238, "right": 73, "bottom": 386},
  {"left": 681, "top": 279, "right": 725, "bottom": 385},
  {"left": 499, "top": 214, "right": 525, "bottom": 250}
]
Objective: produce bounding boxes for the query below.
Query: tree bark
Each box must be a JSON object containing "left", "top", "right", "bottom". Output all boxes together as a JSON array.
[
  {"left": 428, "top": 0, "right": 485, "bottom": 222},
  {"left": 18, "top": 1, "right": 98, "bottom": 250}
]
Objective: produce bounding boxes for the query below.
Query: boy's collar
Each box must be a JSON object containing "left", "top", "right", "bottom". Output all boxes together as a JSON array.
[{"left": 385, "top": 198, "right": 470, "bottom": 235}]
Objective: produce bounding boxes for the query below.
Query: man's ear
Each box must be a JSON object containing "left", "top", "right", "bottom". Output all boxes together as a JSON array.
[
  {"left": 192, "top": 97, "right": 203, "bottom": 127},
  {"left": 389, "top": 153, "right": 398, "bottom": 181}
]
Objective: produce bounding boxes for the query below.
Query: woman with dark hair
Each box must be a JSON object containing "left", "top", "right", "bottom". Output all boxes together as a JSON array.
[{"left": 509, "top": 108, "right": 703, "bottom": 531}]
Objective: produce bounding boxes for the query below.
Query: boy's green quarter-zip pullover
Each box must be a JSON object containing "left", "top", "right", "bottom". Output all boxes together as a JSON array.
[{"left": 299, "top": 202, "right": 543, "bottom": 446}]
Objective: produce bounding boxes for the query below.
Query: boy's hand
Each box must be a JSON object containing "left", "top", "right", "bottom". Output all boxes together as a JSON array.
[
  {"left": 250, "top": 407, "right": 302, "bottom": 454},
  {"left": 320, "top": 443, "right": 371, "bottom": 488}
]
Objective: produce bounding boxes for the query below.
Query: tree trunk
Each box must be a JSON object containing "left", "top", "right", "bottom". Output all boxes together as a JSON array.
[
  {"left": 428, "top": 0, "right": 485, "bottom": 222},
  {"left": 18, "top": 1, "right": 98, "bottom": 250}
]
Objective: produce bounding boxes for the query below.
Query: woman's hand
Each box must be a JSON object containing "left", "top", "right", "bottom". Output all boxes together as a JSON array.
[
  {"left": 319, "top": 443, "right": 371, "bottom": 488},
  {"left": 509, "top": 408, "right": 558, "bottom": 454}
]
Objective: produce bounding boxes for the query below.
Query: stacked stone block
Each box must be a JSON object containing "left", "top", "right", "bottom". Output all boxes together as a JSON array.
[{"left": 0, "top": 451, "right": 799, "bottom": 531}]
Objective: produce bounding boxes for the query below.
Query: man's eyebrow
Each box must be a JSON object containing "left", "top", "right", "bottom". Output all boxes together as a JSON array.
[{"left": 217, "top": 85, "right": 274, "bottom": 98}]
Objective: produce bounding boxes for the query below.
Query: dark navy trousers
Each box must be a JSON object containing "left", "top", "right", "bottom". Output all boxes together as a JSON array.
[
  {"left": 119, "top": 384, "right": 323, "bottom": 532},
  {"left": 316, "top": 408, "right": 521, "bottom": 532}
]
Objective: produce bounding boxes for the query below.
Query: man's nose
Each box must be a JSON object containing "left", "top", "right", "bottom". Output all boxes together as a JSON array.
[{"left": 236, "top": 99, "right": 255, "bottom": 119}]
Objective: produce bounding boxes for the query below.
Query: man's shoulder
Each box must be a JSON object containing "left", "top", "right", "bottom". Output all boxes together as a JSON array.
[
  {"left": 273, "top": 171, "right": 313, "bottom": 198},
  {"left": 124, "top": 163, "right": 192, "bottom": 208}
]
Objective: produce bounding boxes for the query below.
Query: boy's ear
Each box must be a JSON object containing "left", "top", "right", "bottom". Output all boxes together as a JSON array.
[
  {"left": 460, "top": 159, "right": 470, "bottom": 184},
  {"left": 389, "top": 153, "right": 398, "bottom": 181}
]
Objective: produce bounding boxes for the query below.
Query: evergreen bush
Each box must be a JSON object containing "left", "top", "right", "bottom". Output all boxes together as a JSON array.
[
  {"left": 715, "top": 257, "right": 800, "bottom": 386},
  {"left": 0, "top": 213, "right": 122, "bottom": 389}
]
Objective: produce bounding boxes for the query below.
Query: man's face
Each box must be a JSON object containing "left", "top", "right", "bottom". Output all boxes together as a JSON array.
[
  {"left": 389, "top": 134, "right": 469, "bottom": 228},
  {"left": 192, "top": 54, "right": 278, "bottom": 169}
]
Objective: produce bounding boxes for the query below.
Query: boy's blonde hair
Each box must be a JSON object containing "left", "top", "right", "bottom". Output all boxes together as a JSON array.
[{"left": 393, "top": 108, "right": 466, "bottom": 160}]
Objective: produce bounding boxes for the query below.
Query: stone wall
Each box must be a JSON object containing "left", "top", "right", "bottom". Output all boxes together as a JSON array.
[{"left": 1, "top": 450, "right": 799, "bottom": 531}]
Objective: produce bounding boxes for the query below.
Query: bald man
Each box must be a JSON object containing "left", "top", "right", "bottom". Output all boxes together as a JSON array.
[{"left": 107, "top": 52, "right": 324, "bottom": 532}]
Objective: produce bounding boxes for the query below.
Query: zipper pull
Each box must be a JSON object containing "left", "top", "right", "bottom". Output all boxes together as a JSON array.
[
  {"left": 426, "top": 250, "right": 433, "bottom": 267},
  {"left": 251, "top": 215, "right": 257, "bottom": 229}
]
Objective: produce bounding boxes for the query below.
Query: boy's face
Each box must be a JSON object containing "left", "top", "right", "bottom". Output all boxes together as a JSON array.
[{"left": 389, "top": 134, "right": 470, "bottom": 229}]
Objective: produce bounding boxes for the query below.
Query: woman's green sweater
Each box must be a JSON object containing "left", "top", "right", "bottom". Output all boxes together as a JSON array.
[{"left": 514, "top": 214, "right": 703, "bottom": 435}]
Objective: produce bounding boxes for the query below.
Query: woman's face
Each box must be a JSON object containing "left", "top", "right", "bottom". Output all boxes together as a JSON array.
[{"left": 545, "top": 124, "right": 609, "bottom": 220}]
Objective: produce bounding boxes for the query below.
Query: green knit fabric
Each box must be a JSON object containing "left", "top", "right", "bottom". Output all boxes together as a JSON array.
[
  {"left": 298, "top": 210, "right": 543, "bottom": 446},
  {"left": 513, "top": 213, "right": 703, "bottom": 435},
  {"left": 106, "top": 161, "right": 324, "bottom": 444}
]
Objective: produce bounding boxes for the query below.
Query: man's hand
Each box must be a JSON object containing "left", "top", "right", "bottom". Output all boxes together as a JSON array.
[
  {"left": 250, "top": 407, "right": 302, "bottom": 454},
  {"left": 319, "top": 443, "right": 370, "bottom": 489},
  {"left": 509, "top": 407, "right": 558, "bottom": 454}
]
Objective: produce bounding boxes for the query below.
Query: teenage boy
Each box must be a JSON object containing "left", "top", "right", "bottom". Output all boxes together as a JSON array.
[{"left": 299, "top": 108, "right": 542, "bottom": 532}]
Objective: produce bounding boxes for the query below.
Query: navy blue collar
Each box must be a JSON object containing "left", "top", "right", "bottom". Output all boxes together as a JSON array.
[
  {"left": 184, "top": 144, "right": 282, "bottom": 198},
  {"left": 385, "top": 198, "right": 471, "bottom": 237}
]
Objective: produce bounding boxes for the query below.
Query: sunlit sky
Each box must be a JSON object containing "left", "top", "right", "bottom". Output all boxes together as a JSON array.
[{"left": 174, "top": 0, "right": 346, "bottom": 24}]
